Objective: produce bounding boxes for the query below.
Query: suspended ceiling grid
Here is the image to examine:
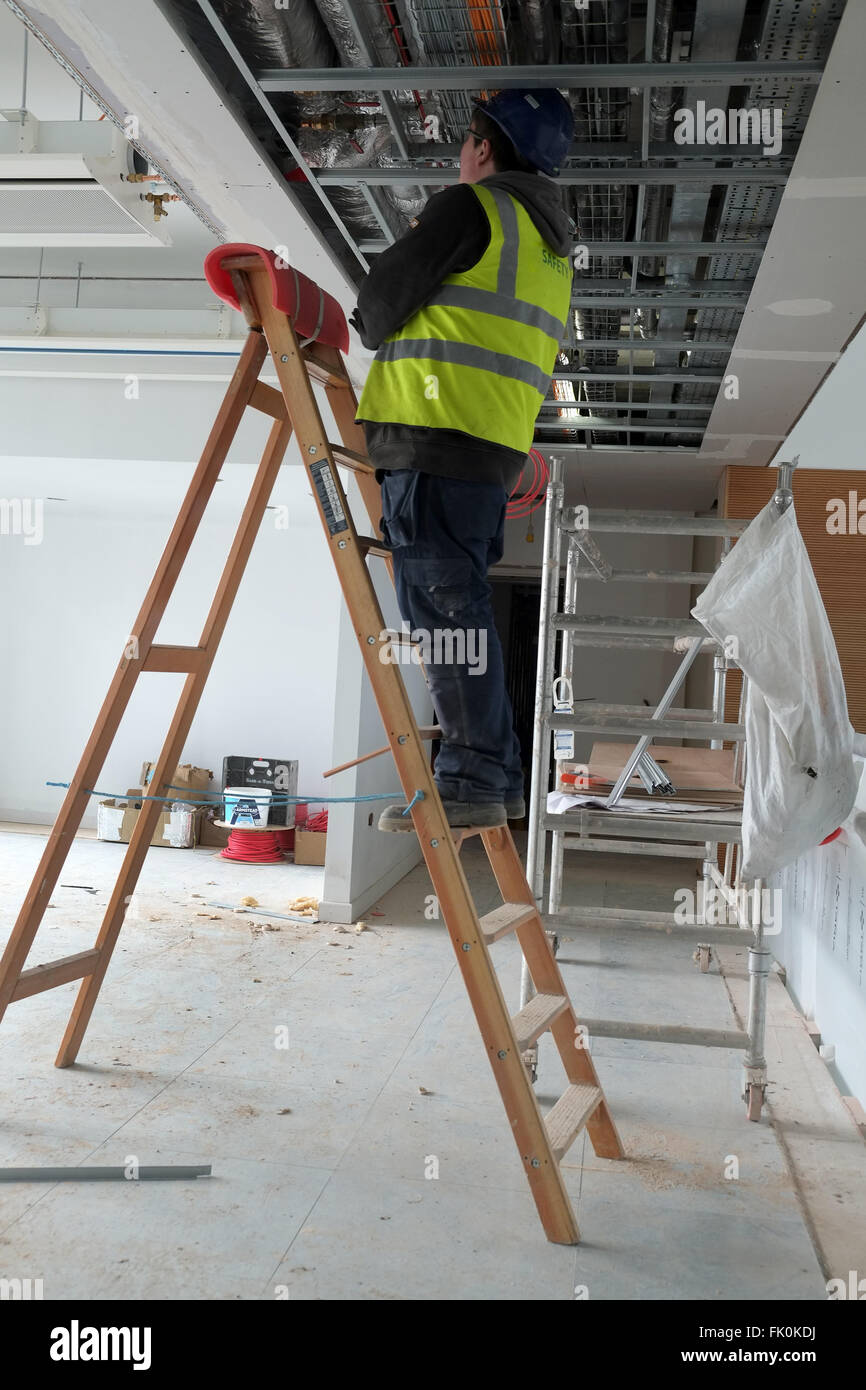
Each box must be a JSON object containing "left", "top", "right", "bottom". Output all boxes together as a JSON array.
[{"left": 148, "top": 0, "right": 853, "bottom": 468}]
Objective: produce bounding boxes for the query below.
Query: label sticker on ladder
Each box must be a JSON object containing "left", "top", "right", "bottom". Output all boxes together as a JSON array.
[
  {"left": 552, "top": 676, "right": 575, "bottom": 761},
  {"left": 310, "top": 460, "right": 348, "bottom": 535}
]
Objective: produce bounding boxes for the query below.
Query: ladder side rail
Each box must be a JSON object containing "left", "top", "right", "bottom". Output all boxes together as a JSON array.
[
  {"left": 482, "top": 828, "right": 623, "bottom": 1160},
  {"left": 255, "top": 280, "right": 584, "bottom": 1244}
]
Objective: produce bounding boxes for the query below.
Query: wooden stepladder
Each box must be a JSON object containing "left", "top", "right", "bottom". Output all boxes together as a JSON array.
[{"left": 0, "top": 246, "right": 623, "bottom": 1243}]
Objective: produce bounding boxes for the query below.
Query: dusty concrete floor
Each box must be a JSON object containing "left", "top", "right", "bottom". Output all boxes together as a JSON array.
[{"left": 0, "top": 827, "right": 862, "bottom": 1300}]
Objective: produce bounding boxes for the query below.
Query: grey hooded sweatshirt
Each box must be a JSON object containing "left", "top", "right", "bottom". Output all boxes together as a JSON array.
[{"left": 352, "top": 171, "right": 572, "bottom": 492}]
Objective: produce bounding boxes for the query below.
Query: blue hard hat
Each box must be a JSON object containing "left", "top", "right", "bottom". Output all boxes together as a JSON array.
[{"left": 474, "top": 88, "right": 574, "bottom": 177}]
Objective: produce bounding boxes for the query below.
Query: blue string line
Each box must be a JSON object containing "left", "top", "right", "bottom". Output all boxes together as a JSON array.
[{"left": 45, "top": 781, "right": 424, "bottom": 809}]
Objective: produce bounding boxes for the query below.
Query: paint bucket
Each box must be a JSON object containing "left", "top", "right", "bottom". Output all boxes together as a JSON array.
[{"left": 224, "top": 786, "right": 273, "bottom": 827}]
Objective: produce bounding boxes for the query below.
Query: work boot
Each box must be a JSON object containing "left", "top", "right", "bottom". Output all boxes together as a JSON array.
[
  {"left": 378, "top": 800, "right": 506, "bottom": 833},
  {"left": 505, "top": 796, "right": 526, "bottom": 820}
]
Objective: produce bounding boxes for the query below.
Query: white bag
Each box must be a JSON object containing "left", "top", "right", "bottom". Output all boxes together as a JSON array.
[{"left": 692, "top": 499, "right": 858, "bottom": 880}]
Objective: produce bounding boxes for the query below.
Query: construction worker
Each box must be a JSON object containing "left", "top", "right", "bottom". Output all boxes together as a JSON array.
[{"left": 351, "top": 89, "right": 574, "bottom": 833}]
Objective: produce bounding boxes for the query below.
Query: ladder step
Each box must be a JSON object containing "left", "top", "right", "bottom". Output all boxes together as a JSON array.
[
  {"left": 304, "top": 350, "right": 350, "bottom": 388},
  {"left": 329, "top": 443, "right": 375, "bottom": 475},
  {"left": 545, "top": 1084, "right": 603, "bottom": 1161},
  {"left": 249, "top": 380, "right": 286, "bottom": 420},
  {"left": 12, "top": 949, "right": 101, "bottom": 1003},
  {"left": 479, "top": 901, "right": 538, "bottom": 944},
  {"left": 356, "top": 535, "right": 392, "bottom": 558},
  {"left": 142, "top": 645, "right": 208, "bottom": 673},
  {"left": 511, "top": 992, "right": 569, "bottom": 1052}
]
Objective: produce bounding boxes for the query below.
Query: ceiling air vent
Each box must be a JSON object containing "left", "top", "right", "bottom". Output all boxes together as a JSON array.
[{"left": 0, "top": 112, "right": 172, "bottom": 247}]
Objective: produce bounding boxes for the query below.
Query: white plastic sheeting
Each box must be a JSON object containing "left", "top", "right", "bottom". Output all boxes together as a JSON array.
[
  {"left": 770, "top": 758, "right": 866, "bottom": 1106},
  {"left": 693, "top": 498, "right": 859, "bottom": 880}
]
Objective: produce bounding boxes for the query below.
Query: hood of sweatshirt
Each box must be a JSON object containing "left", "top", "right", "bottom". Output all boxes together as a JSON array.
[{"left": 480, "top": 171, "right": 573, "bottom": 258}]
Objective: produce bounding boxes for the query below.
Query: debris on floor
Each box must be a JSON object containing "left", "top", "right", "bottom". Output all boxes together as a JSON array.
[{"left": 287, "top": 895, "right": 318, "bottom": 918}]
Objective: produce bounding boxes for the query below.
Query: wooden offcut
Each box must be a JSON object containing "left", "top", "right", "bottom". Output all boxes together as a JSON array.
[{"left": 583, "top": 742, "right": 744, "bottom": 800}]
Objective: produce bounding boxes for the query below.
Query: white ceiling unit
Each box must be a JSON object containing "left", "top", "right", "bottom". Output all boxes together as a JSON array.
[{"left": 0, "top": 111, "right": 172, "bottom": 247}]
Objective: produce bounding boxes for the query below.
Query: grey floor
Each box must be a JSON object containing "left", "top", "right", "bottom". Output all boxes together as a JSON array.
[{"left": 0, "top": 829, "right": 832, "bottom": 1300}]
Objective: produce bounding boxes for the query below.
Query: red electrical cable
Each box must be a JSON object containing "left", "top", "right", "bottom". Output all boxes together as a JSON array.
[
  {"left": 220, "top": 829, "right": 286, "bottom": 864},
  {"left": 507, "top": 447, "right": 548, "bottom": 519}
]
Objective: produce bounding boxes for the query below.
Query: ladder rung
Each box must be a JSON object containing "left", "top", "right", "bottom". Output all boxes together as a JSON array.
[
  {"left": 557, "top": 835, "right": 710, "bottom": 858},
  {"left": 577, "top": 1018, "right": 748, "bottom": 1050},
  {"left": 249, "top": 380, "right": 287, "bottom": 420},
  {"left": 12, "top": 949, "right": 101, "bottom": 1002},
  {"left": 511, "top": 993, "right": 569, "bottom": 1052},
  {"left": 356, "top": 535, "right": 392, "bottom": 558},
  {"left": 479, "top": 901, "right": 538, "bottom": 944},
  {"left": 304, "top": 350, "right": 350, "bottom": 388},
  {"left": 576, "top": 569, "right": 716, "bottom": 585},
  {"left": 545, "top": 712, "right": 744, "bottom": 740},
  {"left": 562, "top": 510, "right": 749, "bottom": 537},
  {"left": 329, "top": 443, "right": 375, "bottom": 475},
  {"left": 554, "top": 615, "right": 706, "bottom": 637},
  {"left": 142, "top": 645, "right": 208, "bottom": 673},
  {"left": 545, "top": 1084, "right": 603, "bottom": 1161}
]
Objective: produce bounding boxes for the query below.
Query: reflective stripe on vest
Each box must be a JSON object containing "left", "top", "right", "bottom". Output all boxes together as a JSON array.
[
  {"left": 356, "top": 182, "right": 572, "bottom": 454},
  {"left": 375, "top": 337, "right": 552, "bottom": 396}
]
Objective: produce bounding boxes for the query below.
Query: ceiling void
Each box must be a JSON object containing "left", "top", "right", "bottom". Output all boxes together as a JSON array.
[{"left": 6, "top": 0, "right": 866, "bottom": 486}]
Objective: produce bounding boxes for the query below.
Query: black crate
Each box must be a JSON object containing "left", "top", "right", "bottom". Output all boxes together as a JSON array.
[{"left": 221, "top": 756, "right": 299, "bottom": 827}]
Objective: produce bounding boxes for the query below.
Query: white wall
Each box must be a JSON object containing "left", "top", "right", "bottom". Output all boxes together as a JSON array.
[
  {"left": 772, "top": 318, "right": 866, "bottom": 472},
  {"left": 0, "top": 452, "right": 342, "bottom": 825},
  {"left": 762, "top": 318, "right": 866, "bottom": 1106},
  {"left": 320, "top": 525, "right": 433, "bottom": 922}
]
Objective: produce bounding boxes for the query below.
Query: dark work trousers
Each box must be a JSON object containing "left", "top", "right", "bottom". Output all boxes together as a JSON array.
[{"left": 378, "top": 469, "right": 523, "bottom": 804}]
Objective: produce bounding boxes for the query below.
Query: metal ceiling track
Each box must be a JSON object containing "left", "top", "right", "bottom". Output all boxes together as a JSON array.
[{"left": 258, "top": 62, "right": 824, "bottom": 91}]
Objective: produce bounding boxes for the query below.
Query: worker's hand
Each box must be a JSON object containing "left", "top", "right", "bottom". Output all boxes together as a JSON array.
[{"left": 349, "top": 308, "right": 363, "bottom": 336}]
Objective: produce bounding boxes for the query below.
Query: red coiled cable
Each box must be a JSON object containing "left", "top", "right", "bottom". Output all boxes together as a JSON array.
[
  {"left": 507, "top": 447, "right": 548, "bottom": 519},
  {"left": 220, "top": 828, "right": 286, "bottom": 864}
]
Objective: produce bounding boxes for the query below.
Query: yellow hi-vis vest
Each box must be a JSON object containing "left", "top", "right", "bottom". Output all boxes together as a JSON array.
[{"left": 356, "top": 182, "right": 572, "bottom": 454}]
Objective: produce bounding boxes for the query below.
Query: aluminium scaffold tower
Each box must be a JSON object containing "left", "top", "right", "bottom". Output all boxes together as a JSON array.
[{"left": 521, "top": 456, "right": 799, "bottom": 1121}]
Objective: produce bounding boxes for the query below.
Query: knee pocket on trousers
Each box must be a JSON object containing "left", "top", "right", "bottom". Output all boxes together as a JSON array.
[
  {"left": 379, "top": 470, "right": 420, "bottom": 548},
  {"left": 402, "top": 557, "right": 479, "bottom": 623}
]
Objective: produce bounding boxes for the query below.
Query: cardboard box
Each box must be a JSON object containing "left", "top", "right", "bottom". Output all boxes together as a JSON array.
[
  {"left": 198, "top": 813, "right": 231, "bottom": 849},
  {"left": 96, "top": 791, "right": 199, "bottom": 848},
  {"left": 140, "top": 762, "right": 214, "bottom": 797},
  {"left": 221, "top": 756, "right": 298, "bottom": 827},
  {"left": 96, "top": 762, "right": 215, "bottom": 849},
  {"left": 293, "top": 829, "right": 327, "bottom": 866}
]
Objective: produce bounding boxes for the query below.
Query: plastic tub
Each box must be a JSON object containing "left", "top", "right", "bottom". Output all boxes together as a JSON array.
[{"left": 224, "top": 786, "right": 273, "bottom": 827}]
